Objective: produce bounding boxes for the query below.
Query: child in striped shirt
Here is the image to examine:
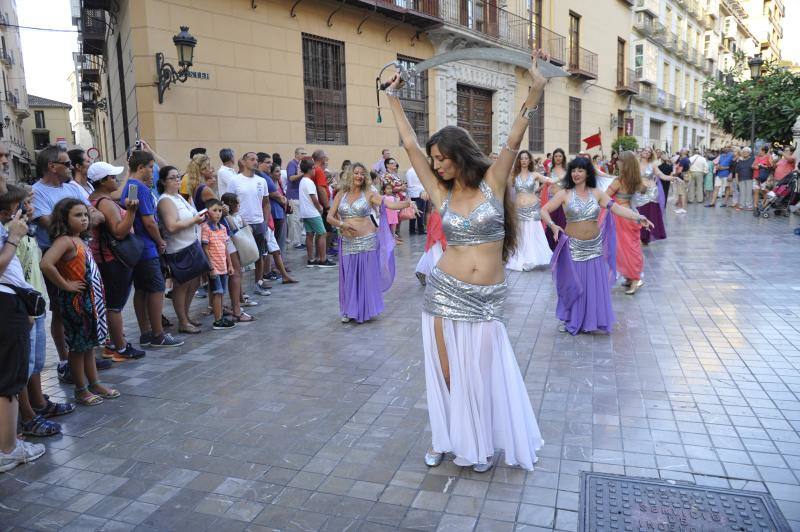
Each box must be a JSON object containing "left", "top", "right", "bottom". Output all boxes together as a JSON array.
[{"left": 201, "top": 199, "right": 235, "bottom": 330}]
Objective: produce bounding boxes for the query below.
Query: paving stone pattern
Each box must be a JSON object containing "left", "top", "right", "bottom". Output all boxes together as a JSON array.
[{"left": 1, "top": 205, "right": 799, "bottom": 531}]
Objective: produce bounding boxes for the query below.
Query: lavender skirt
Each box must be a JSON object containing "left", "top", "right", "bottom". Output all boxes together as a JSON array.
[
  {"left": 545, "top": 206, "right": 566, "bottom": 250},
  {"left": 555, "top": 254, "right": 615, "bottom": 335},
  {"left": 339, "top": 246, "right": 384, "bottom": 323},
  {"left": 638, "top": 202, "right": 667, "bottom": 243}
]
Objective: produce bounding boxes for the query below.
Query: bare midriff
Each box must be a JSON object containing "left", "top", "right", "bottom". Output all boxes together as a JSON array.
[
  {"left": 565, "top": 220, "right": 600, "bottom": 241},
  {"left": 437, "top": 241, "right": 506, "bottom": 286},
  {"left": 343, "top": 215, "right": 377, "bottom": 237},
  {"left": 516, "top": 191, "right": 540, "bottom": 209}
]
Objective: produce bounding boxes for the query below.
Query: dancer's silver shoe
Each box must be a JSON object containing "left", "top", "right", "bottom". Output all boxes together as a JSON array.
[
  {"left": 473, "top": 453, "right": 499, "bottom": 473},
  {"left": 424, "top": 450, "right": 444, "bottom": 467}
]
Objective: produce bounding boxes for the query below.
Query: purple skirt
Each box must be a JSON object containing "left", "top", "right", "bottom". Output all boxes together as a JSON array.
[
  {"left": 556, "top": 255, "right": 615, "bottom": 335},
  {"left": 638, "top": 202, "right": 666, "bottom": 243},
  {"left": 545, "top": 206, "right": 566, "bottom": 250},
  {"left": 339, "top": 248, "right": 384, "bottom": 323}
]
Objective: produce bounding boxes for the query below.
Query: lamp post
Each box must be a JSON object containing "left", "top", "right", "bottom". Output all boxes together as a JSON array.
[
  {"left": 748, "top": 54, "right": 763, "bottom": 151},
  {"left": 155, "top": 26, "right": 197, "bottom": 104}
]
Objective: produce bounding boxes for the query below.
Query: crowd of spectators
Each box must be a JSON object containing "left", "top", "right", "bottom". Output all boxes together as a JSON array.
[{"left": 0, "top": 139, "right": 430, "bottom": 471}]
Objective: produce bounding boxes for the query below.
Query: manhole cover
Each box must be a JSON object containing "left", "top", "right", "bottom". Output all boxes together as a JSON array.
[{"left": 579, "top": 472, "right": 791, "bottom": 531}]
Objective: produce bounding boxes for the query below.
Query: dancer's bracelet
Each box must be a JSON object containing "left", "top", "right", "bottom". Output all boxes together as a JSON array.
[{"left": 384, "top": 87, "right": 401, "bottom": 98}]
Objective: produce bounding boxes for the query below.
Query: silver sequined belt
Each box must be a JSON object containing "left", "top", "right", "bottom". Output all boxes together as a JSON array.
[
  {"left": 340, "top": 232, "right": 377, "bottom": 255},
  {"left": 568, "top": 232, "right": 603, "bottom": 262},
  {"left": 517, "top": 203, "right": 541, "bottom": 222},
  {"left": 423, "top": 266, "right": 507, "bottom": 322}
]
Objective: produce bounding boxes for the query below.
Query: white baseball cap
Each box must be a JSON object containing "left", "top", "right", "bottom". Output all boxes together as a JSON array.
[{"left": 87, "top": 161, "right": 125, "bottom": 183}]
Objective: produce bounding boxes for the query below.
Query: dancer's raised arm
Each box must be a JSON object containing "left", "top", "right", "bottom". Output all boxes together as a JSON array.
[
  {"left": 487, "top": 52, "right": 547, "bottom": 189},
  {"left": 384, "top": 77, "right": 443, "bottom": 208}
]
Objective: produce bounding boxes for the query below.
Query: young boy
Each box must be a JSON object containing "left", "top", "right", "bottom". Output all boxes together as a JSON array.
[
  {"left": 298, "top": 159, "right": 335, "bottom": 268},
  {"left": 201, "top": 199, "right": 236, "bottom": 330}
]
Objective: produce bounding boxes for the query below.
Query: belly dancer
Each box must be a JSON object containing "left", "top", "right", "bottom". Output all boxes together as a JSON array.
[
  {"left": 636, "top": 148, "right": 672, "bottom": 244},
  {"left": 382, "top": 52, "right": 547, "bottom": 472},
  {"left": 541, "top": 148, "right": 568, "bottom": 250},
  {"left": 542, "top": 156, "right": 652, "bottom": 334},
  {"left": 506, "top": 150, "right": 552, "bottom": 271},
  {"left": 327, "top": 163, "right": 412, "bottom": 323}
]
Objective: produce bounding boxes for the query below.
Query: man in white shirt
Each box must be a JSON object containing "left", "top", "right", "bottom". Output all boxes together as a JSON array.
[
  {"left": 217, "top": 148, "right": 237, "bottom": 197},
  {"left": 228, "top": 152, "right": 272, "bottom": 295},
  {"left": 406, "top": 166, "right": 427, "bottom": 234},
  {"left": 687, "top": 148, "right": 708, "bottom": 204}
]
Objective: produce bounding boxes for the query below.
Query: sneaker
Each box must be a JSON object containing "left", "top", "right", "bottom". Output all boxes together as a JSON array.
[
  {"left": 254, "top": 286, "right": 271, "bottom": 296},
  {"left": 241, "top": 298, "right": 259, "bottom": 307},
  {"left": 317, "top": 259, "right": 337, "bottom": 268},
  {"left": 95, "top": 358, "right": 114, "bottom": 371},
  {"left": 111, "top": 343, "right": 146, "bottom": 361},
  {"left": 195, "top": 286, "right": 208, "bottom": 299},
  {"left": 149, "top": 333, "right": 184, "bottom": 348},
  {"left": 0, "top": 440, "right": 46, "bottom": 473},
  {"left": 306, "top": 260, "right": 317, "bottom": 268},
  {"left": 164, "top": 290, "right": 173, "bottom": 300},
  {"left": 265, "top": 272, "right": 280, "bottom": 281},
  {"left": 57, "top": 362, "right": 73, "bottom": 385},
  {"left": 341, "top": 316, "right": 351, "bottom": 323},
  {"left": 139, "top": 332, "right": 153, "bottom": 347},
  {"left": 294, "top": 243, "right": 306, "bottom": 249},
  {"left": 212, "top": 318, "right": 236, "bottom": 330}
]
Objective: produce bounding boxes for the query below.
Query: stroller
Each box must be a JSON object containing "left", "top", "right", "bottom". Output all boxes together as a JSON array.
[{"left": 758, "top": 170, "right": 799, "bottom": 218}]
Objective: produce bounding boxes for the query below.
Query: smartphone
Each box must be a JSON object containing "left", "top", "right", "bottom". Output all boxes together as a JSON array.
[
  {"left": 128, "top": 183, "right": 138, "bottom": 201},
  {"left": 197, "top": 208, "right": 208, "bottom": 217}
]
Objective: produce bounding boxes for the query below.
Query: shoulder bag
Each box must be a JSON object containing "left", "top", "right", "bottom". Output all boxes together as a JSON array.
[
  {"left": 162, "top": 240, "right": 211, "bottom": 284},
  {"left": 95, "top": 197, "right": 144, "bottom": 269},
  {"left": 225, "top": 215, "right": 260, "bottom": 266}
]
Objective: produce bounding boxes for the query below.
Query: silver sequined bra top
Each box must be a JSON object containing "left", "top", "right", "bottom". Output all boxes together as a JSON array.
[
  {"left": 337, "top": 192, "right": 371, "bottom": 219},
  {"left": 514, "top": 174, "right": 538, "bottom": 194},
  {"left": 440, "top": 180, "right": 504, "bottom": 246},
  {"left": 642, "top": 163, "right": 654, "bottom": 178},
  {"left": 564, "top": 189, "right": 601, "bottom": 223}
]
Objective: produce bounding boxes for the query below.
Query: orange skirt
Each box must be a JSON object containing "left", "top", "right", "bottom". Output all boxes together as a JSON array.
[{"left": 614, "top": 215, "right": 643, "bottom": 281}]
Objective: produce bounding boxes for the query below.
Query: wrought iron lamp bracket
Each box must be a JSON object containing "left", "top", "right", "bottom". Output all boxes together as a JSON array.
[
  {"left": 385, "top": 15, "right": 406, "bottom": 43},
  {"left": 156, "top": 52, "right": 190, "bottom": 104},
  {"left": 357, "top": 2, "right": 378, "bottom": 34}
]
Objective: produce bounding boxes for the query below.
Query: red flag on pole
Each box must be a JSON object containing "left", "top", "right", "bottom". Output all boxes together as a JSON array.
[{"left": 582, "top": 132, "right": 602, "bottom": 150}]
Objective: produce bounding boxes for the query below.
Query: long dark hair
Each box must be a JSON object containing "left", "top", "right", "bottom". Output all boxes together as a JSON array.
[
  {"left": 562, "top": 156, "right": 597, "bottom": 189},
  {"left": 49, "top": 198, "right": 90, "bottom": 241},
  {"left": 513, "top": 150, "right": 533, "bottom": 177},
  {"left": 425, "top": 126, "right": 517, "bottom": 261},
  {"left": 550, "top": 148, "right": 567, "bottom": 173}
]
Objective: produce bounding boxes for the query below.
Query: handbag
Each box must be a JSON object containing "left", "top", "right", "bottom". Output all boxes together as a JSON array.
[
  {"left": 2, "top": 284, "right": 46, "bottom": 317},
  {"left": 96, "top": 198, "right": 144, "bottom": 268},
  {"left": 398, "top": 205, "right": 416, "bottom": 221},
  {"left": 225, "top": 216, "right": 260, "bottom": 266},
  {"left": 161, "top": 241, "right": 211, "bottom": 284}
]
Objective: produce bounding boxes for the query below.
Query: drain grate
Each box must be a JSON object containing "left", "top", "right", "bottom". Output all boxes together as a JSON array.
[{"left": 579, "top": 472, "right": 791, "bottom": 531}]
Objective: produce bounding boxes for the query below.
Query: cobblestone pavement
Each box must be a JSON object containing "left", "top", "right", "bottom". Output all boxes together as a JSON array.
[{"left": 1, "top": 204, "right": 799, "bottom": 531}]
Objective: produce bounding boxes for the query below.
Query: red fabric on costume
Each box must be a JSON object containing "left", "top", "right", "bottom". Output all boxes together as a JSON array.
[{"left": 425, "top": 210, "right": 447, "bottom": 252}]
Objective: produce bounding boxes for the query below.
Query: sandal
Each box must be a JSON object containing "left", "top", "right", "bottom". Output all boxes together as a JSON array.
[
  {"left": 234, "top": 312, "right": 254, "bottom": 323},
  {"left": 161, "top": 314, "right": 173, "bottom": 328},
  {"left": 88, "top": 382, "right": 121, "bottom": 399},
  {"left": 188, "top": 318, "right": 202, "bottom": 327},
  {"left": 282, "top": 278, "right": 298, "bottom": 284},
  {"left": 33, "top": 399, "right": 75, "bottom": 419},
  {"left": 178, "top": 324, "right": 202, "bottom": 334},
  {"left": 20, "top": 415, "right": 61, "bottom": 437},
  {"left": 74, "top": 387, "right": 104, "bottom": 406}
]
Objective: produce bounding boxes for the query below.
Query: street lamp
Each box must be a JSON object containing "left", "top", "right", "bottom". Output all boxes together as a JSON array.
[
  {"left": 80, "top": 82, "right": 95, "bottom": 104},
  {"left": 748, "top": 54, "right": 763, "bottom": 150},
  {"left": 155, "top": 26, "right": 198, "bottom": 104}
]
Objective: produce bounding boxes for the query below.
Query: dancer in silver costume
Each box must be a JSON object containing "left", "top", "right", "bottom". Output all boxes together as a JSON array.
[
  {"left": 383, "top": 52, "right": 547, "bottom": 472},
  {"left": 506, "top": 150, "right": 552, "bottom": 271}
]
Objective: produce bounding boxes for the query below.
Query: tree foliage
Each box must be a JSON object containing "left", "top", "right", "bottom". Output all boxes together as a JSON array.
[
  {"left": 703, "top": 54, "right": 800, "bottom": 145},
  {"left": 612, "top": 135, "right": 638, "bottom": 153}
]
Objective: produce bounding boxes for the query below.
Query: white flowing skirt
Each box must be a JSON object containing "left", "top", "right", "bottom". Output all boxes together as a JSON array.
[
  {"left": 422, "top": 313, "right": 544, "bottom": 470},
  {"left": 506, "top": 218, "right": 552, "bottom": 271},
  {"left": 415, "top": 242, "right": 444, "bottom": 277}
]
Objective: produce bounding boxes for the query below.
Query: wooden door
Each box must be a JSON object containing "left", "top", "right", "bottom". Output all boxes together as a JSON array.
[{"left": 457, "top": 84, "right": 493, "bottom": 156}]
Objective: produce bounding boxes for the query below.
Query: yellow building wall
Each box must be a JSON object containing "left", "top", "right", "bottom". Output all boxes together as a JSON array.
[
  {"left": 23, "top": 107, "right": 74, "bottom": 150},
  {"left": 130, "top": 0, "right": 435, "bottom": 171}
]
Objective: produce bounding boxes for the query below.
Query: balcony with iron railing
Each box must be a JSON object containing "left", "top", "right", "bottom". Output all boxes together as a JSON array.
[
  {"left": 80, "top": 8, "right": 108, "bottom": 56},
  {"left": 633, "top": 12, "right": 659, "bottom": 36},
  {"left": 673, "top": 97, "right": 682, "bottom": 113},
  {"left": 687, "top": 47, "right": 697, "bottom": 65},
  {"left": 0, "top": 48, "right": 10, "bottom": 67},
  {"left": 703, "top": 13, "right": 714, "bottom": 30},
  {"left": 697, "top": 104, "right": 706, "bottom": 119},
  {"left": 568, "top": 45, "right": 598, "bottom": 80},
  {"left": 616, "top": 67, "right": 639, "bottom": 95},
  {"left": 665, "top": 93, "right": 676, "bottom": 112},
  {"left": 685, "top": 102, "right": 696, "bottom": 116},
  {"left": 5, "top": 90, "right": 17, "bottom": 108}
]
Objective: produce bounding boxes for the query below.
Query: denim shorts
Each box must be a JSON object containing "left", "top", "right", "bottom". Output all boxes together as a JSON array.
[
  {"left": 28, "top": 314, "right": 46, "bottom": 377},
  {"left": 208, "top": 274, "right": 228, "bottom": 295}
]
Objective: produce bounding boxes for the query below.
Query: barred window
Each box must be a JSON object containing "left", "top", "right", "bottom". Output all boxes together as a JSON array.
[
  {"left": 528, "top": 93, "right": 544, "bottom": 153},
  {"left": 302, "top": 34, "right": 348, "bottom": 145},
  {"left": 397, "top": 55, "right": 429, "bottom": 145},
  {"left": 568, "top": 97, "right": 581, "bottom": 154}
]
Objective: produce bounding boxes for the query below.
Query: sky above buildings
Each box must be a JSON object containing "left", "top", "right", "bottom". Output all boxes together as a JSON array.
[{"left": 15, "top": 0, "right": 800, "bottom": 107}]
